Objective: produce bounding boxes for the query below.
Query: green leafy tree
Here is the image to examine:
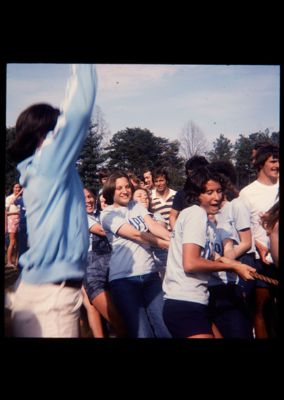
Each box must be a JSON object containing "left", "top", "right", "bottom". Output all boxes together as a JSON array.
[
  {"left": 248, "top": 130, "right": 271, "bottom": 147},
  {"left": 104, "top": 127, "right": 184, "bottom": 189},
  {"left": 234, "top": 134, "right": 255, "bottom": 189},
  {"left": 270, "top": 131, "right": 279, "bottom": 144},
  {"left": 77, "top": 106, "right": 110, "bottom": 190},
  {"left": 207, "top": 134, "right": 234, "bottom": 162}
]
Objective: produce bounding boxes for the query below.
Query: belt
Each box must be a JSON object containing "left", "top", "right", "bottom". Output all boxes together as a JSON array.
[{"left": 54, "top": 279, "right": 82, "bottom": 289}]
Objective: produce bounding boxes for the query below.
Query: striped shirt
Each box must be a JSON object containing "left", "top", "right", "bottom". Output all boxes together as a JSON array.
[{"left": 151, "top": 188, "right": 176, "bottom": 230}]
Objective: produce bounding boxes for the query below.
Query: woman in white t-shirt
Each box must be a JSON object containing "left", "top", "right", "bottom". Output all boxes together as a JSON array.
[
  {"left": 208, "top": 161, "right": 256, "bottom": 338},
  {"left": 163, "top": 166, "right": 256, "bottom": 338},
  {"left": 132, "top": 187, "right": 168, "bottom": 278},
  {"left": 101, "top": 172, "right": 171, "bottom": 338}
]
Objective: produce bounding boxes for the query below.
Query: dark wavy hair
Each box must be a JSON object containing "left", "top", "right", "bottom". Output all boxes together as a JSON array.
[
  {"left": 152, "top": 168, "right": 170, "bottom": 184},
  {"left": 209, "top": 160, "right": 239, "bottom": 201},
  {"left": 185, "top": 155, "right": 209, "bottom": 176},
  {"left": 7, "top": 103, "right": 60, "bottom": 163},
  {"left": 183, "top": 166, "right": 225, "bottom": 207}
]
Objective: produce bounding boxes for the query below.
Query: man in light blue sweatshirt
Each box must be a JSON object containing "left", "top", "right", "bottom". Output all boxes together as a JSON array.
[{"left": 8, "top": 64, "right": 97, "bottom": 337}]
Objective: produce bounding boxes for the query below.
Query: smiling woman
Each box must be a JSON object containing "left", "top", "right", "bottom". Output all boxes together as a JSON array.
[{"left": 100, "top": 171, "right": 172, "bottom": 338}]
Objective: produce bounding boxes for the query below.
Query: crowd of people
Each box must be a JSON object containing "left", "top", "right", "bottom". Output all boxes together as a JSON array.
[{"left": 5, "top": 64, "right": 279, "bottom": 339}]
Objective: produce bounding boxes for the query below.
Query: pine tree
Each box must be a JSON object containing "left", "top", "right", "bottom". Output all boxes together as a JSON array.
[
  {"left": 77, "top": 119, "right": 105, "bottom": 190},
  {"left": 207, "top": 134, "right": 234, "bottom": 162}
]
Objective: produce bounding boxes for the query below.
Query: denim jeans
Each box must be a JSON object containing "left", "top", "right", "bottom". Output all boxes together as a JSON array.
[{"left": 109, "top": 272, "right": 171, "bottom": 338}]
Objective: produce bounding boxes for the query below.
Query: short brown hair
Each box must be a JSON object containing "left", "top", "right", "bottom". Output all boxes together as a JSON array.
[{"left": 102, "top": 171, "right": 132, "bottom": 205}]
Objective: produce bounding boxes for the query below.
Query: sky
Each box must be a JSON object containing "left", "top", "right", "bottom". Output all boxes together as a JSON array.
[{"left": 6, "top": 64, "right": 280, "bottom": 150}]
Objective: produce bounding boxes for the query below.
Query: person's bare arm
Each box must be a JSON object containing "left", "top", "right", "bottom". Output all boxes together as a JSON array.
[
  {"left": 233, "top": 229, "right": 252, "bottom": 258},
  {"left": 182, "top": 243, "right": 256, "bottom": 281},
  {"left": 223, "top": 229, "right": 252, "bottom": 260},
  {"left": 222, "top": 238, "right": 236, "bottom": 260},
  {"left": 268, "top": 222, "right": 279, "bottom": 266},
  {"left": 144, "top": 214, "right": 171, "bottom": 241},
  {"left": 255, "top": 240, "right": 270, "bottom": 265},
  {"left": 117, "top": 223, "right": 169, "bottom": 249},
  {"left": 169, "top": 208, "right": 179, "bottom": 231},
  {"left": 89, "top": 223, "right": 107, "bottom": 237}
]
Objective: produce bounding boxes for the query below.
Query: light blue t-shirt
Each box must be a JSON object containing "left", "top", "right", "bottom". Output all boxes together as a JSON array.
[
  {"left": 208, "top": 214, "right": 237, "bottom": 287},
  {"left": 210, "top": 198, "right": 256, "bottom": 286},
  {"left": 215, "top": 198, "right": 254, "bottom": 253},
  {"left": 101, "top": 201, "right": 156, "bottom": 281},
  {"left": 17, "top": 64, "right": 97, "bottom": 284}
]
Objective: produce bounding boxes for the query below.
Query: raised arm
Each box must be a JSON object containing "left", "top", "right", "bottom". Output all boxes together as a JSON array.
[{"left": 39, "top": 64, "right": 97, "bottom": 176}]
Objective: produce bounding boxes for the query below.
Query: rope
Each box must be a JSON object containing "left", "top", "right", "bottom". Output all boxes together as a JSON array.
[{"left": 250, "top": 271, "right": 279, "bottom": 286}]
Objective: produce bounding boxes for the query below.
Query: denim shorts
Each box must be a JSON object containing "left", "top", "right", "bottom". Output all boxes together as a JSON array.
[
  {"left": 237, "top": 253, "right": 257, "bottom": 297},
  {"left": 163, "top": 299, "right": 212, "bottom": 338},
  {"left": 208, "top": 284, "right": 253, "bottom": 338},
  {"left": 83, "top": 252, "right": 111, "bottom": 303}
]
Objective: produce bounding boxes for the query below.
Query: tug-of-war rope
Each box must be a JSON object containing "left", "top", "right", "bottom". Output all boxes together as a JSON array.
[{"left": 250, "top": 271, "right": 279, "bottom": 286}]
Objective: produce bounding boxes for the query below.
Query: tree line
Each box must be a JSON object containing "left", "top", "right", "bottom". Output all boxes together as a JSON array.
[{"left": 5, "top": 108, "right": 279, "bottom": 194}]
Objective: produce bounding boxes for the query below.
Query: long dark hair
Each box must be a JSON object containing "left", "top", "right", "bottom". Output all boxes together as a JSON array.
[
  {"left": 183, "top": 166, "right": 225, "bottom": 207},
  {"left": 261, "top": 201, "right": 279, "bottom": 233},
  {"left": 7, "top": 103, "right": 60, "bottom": 163}
]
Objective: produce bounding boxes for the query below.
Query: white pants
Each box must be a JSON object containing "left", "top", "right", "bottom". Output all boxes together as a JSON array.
[{"left": 11, "top": 281, "right": 82, "bottom": 338}]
